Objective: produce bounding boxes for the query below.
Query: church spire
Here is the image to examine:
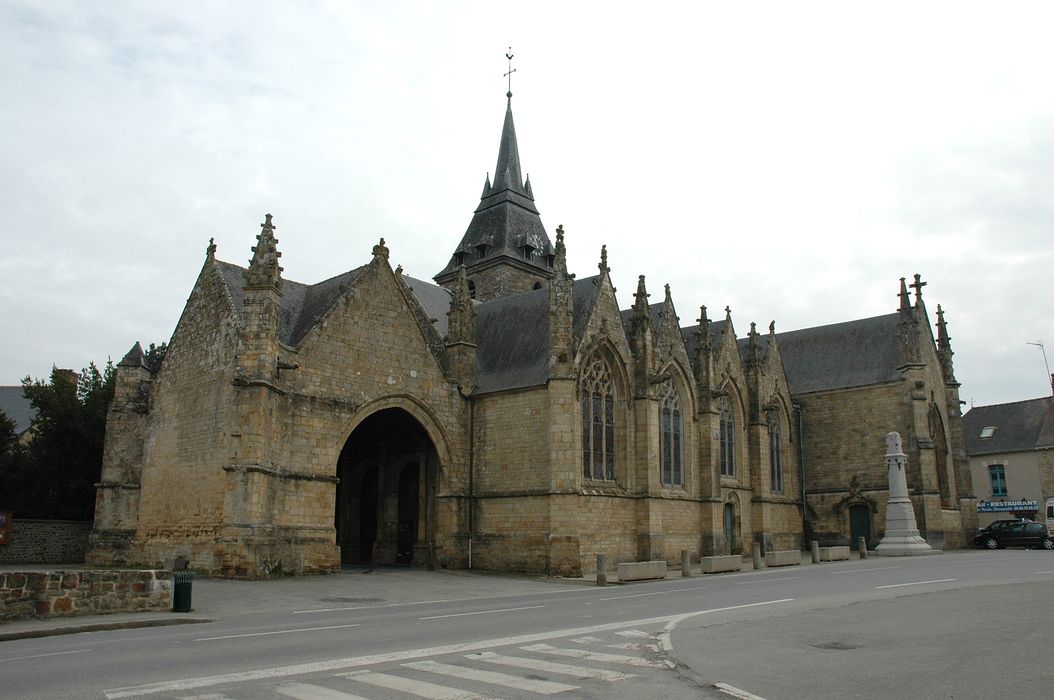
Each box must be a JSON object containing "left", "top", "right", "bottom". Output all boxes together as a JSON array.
[
  {"left": 434, "top": 56, "right": 553, "bottom": 299},
  {"left": 246, "top": 214, "right": 283, "bottom": 291}
]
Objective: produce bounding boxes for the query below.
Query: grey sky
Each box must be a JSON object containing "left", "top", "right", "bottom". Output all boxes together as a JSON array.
[{"left": 1, "top": 1, "right": 1051, "bottom": 407}]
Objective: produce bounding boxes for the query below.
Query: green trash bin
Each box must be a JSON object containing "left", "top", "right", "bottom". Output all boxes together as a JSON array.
[{"left": 172, "top": 570, "right": 193, "bottom": 612}]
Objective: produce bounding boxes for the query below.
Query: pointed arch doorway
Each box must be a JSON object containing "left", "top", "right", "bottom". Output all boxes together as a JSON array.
[{"left": 335, "top": 408, "right": 438, "bottom": 567}]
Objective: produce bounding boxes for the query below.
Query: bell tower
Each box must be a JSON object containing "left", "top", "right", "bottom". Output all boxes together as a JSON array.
[{"left": 434, "top": 53, "right": 554, "bottom": 300}]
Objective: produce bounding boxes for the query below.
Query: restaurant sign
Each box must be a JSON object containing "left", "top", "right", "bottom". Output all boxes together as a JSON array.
[{"left": 976, "top": 499, "right": 1038, "bottom": 513}]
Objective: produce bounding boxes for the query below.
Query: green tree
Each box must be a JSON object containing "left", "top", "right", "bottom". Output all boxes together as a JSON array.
[
  {"left": 12, "top": 361, "right": 116, "bottom": 520},
  {"left": 144, "top": 341, "right": 168, "bottom": 373}
]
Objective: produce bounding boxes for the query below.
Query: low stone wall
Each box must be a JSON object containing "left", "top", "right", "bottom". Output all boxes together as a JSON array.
[
  {"left": 0, "top": 570, "right": 172, "bottom": 621},
  {"left": 700, "top": 555, "right": 743, "bottom": 574},
  {"left": 0, "top": 519, "right": 92, "bottom": 564},
  {"left": 764, "top": 550, "right": 802, "bottom": 567},
  {"left": 819, "top": 545, "right": 851, "bottom": 562},
  {"left": 617, "top": 560, "right": 667, "bottom": 581}
]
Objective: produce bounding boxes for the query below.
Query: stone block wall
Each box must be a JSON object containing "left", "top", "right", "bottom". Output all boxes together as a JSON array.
[
  {"left": 0, "top": 520, "right": 92, "bottom": 564},
  {"left": 0, "top": 570, "right": 172, "bottom": 621}
]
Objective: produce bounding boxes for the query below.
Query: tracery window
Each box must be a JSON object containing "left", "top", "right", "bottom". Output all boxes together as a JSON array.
[
  {"left": 769, "top": 414, "right": 784, "bottom": 493},
  {"left": 658, "top": 380, "right": 683, "bottom": 486},
  {"left": 719, "top": 395, "right": 735, "bottom": 477},
  {"left": 581, "top": 355, "right": 616, "bottom": 481}
]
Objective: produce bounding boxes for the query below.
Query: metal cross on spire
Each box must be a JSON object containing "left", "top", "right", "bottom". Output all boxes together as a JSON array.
[{"left": 504, "top": 47, "right": 516, "bottom": 99}]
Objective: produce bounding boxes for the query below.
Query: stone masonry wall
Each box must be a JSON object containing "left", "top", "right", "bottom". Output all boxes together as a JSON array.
[
  {"left": 0, "top": 520, "right": 92, "bottom": 565},
  {"left": 0, "top": 570, "right": 172, "bottom": 621}
]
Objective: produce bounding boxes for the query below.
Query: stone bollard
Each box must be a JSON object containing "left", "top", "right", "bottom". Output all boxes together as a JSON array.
[
  {"left": 857, "top": 537, "right": 868, "bottom": 558},
  {"left": 752, "top": 546, "right": 763, "bottom": 570},
  {"left": 681, "top": 549, "right": 692, "bottom": 578},
  {"left": 596, "top": 554, "right": 607, "bottom": 587},
  {"left": 811, "top": 540, "right": 820, "bottom": 564}
]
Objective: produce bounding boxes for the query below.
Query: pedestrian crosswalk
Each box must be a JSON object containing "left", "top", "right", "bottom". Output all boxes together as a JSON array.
[{"left": 178, "top": 628, "right": 673, "bottom": 699}]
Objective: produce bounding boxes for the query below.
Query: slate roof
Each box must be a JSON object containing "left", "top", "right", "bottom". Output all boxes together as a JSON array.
[
  {"left": 681, "top": 319, "right": 729, "bottom": 362},
  {"left": 402, "top": 275, "right": 455, "bottom": 338},
  {"left": 0, "top": 386, "right": 35, "bottom": 434},
  {"left": 964, "top": 397, "right": 1054, "bottom": 456},
  {"left": 474, "top": 285, "right": 550, "bottom": 394},
  {"left": 436, "top": 97, "right": 553, "bottom": 280},
  {"left": 215, "top": 260, "right": 366, "bottom": 346},
  {"left": 776, "top": 313, "right": 903, "bottom": 394},
  {"left": 472, "top": 275, "right": 602, "bottom": 395}
]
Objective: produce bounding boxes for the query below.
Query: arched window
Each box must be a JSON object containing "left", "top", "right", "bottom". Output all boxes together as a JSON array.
[
  {"left": 467, "top": 280, "right": 476, "bottom": 300},
  {"left": 719, "top": 395, "right": 735, "bottom": 477},
  {"left": 769, "top": 413, "right": 784, "bottom": 493},
  {"left": 658, "top": 379, "right": 683, "bottom": 486},
  {"left": 581, "top": 355, "right": 616, "bottom": 481}
]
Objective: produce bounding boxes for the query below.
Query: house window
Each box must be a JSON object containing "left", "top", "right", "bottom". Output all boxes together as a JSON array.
[
  {"left": 769, "top": 414, "right": 783, "bottom": 493},
  {"left": 658, "top": 380, "right": 683, "bottom": 486},
  {"left": 719, "top": 395, "right": 735, "bottom": 477},
  {"left": 980, "top": 426, "right": 996, "bottom": 439},
  {"left": 988, "top": 464, "right": 1007, "bottom": 497},
  {"left": 581, "top": 355, "right": 616, "bottom": 481}
]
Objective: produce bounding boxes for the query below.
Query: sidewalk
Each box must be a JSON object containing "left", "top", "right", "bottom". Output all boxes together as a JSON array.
[
  {"left": 1, "top": 550, "right": 854, "bottom": 642},
  {"left": 0, "top": 564, "right": 580, "bottom": 642}
]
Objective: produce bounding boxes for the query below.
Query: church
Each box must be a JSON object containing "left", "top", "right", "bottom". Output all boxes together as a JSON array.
[{"left": 86, "top": 87, "right": 976, "bottom": 577}]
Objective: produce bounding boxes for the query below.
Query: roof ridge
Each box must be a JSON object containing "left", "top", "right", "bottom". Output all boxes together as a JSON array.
[{"left": 967, "top": 396, "right": 1054, "bottom": 412}]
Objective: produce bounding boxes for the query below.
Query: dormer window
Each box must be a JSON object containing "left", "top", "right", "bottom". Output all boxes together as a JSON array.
[
  {"left": 521, "top": 244, "right": 535, "bottom": 260},
  {"left": 453, "top": 251, "right": 467, "bottom": 267},
  {"left": 545, "top": 253, "right": 555, "bottom": 268},
  {"left": 476, "top": 244, "right": 488, "bottom": 259},
  {"left": 980, "top": 426, "right": 996, "bottom": 439}
]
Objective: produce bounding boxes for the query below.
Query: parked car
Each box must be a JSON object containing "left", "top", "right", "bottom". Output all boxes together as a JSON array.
[
  {"left": 978, "top": 518, "right": 1033, "bottom": 534},
  {"left": 974, "top": 521, "right": 1053, "bottom": 550}
]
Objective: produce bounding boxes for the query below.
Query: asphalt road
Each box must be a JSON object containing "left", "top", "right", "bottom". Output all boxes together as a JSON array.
[{"left": 3, "top": 550, "right": 1053, "bottom": 699}]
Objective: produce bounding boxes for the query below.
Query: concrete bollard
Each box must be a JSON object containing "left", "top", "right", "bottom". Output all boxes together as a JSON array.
[
  {"left": 596, "top": 554, "right": 607, "bottom": 586},
  {"left": 681, "top": 549, "right": 692, "bottom": 578},
  {"left": 857, "top": 537, "right": 868, "bottom": 558},
  {"left": 811, "top": 540, "right": 820, "bottom": 564},
  {"left": 752, "top": 546, "right": 763, "bottom": 570}
]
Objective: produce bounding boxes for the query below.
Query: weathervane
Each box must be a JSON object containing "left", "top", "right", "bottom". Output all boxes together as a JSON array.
[{"left": 504, "top": 47, "right": 516, "bottom": 98}]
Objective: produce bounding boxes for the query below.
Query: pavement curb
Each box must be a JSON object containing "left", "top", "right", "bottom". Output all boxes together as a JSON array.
[{"left": 0, "top": 616, "right": 213, "bottom": 642}]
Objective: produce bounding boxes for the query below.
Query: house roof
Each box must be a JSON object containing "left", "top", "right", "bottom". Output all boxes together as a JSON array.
[
  {"left": 0, "top": 386, "right": 35, "bottom": 434},
  {"left": 964, "top": 396, "right": 1054, "bottom": 456},
  {"left": 775, "top": 313, "right": 903, "bottom": 394}
]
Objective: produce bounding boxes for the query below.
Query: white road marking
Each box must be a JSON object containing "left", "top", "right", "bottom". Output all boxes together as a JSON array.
[
  {"left": 195, "top": 624, "right": 361, "bottom": 641},
  {"left": 0, "top": 648, "right": 91, "bottom": 663},
  {"left": 598, "top": 587, "right": 699, "bottom": 601},
  {"left": 828, "top": 566, "right": 901, "bottom": 575},
  {"left": 466, "top": 651, "right": 635, "bottom": 681},
  {"left": 520, "top": 643, "right": 667, "bottom": 668},
  {"left": 569, "top": 635, "right": 603, "bottom": 644},
  {"left": 658, "top": 599, "right": 795, "bottom": 652},
  {"left": 598, "top": 591, "right": 668, "bottom": 601},
  {"left": 404, "top": 659, "right": 578, "bottom": 694},
  {"left": 875, "top": 578, "right": 957, "bottom": 589},
  {"left": 736, "top": 576, "right": 798, "bottom": 585},
  {"left": 607, "top": 642, "right": 660, "bottom": 651},
  {"left": 293, "top": 598, "right": 455, "bottom": 614},
  {"left": 615, "top": 629, "right": 656, "bottom": 639},
  {"left": 715, "top": 682, "right": 768, "bottom": 699},
  {"left": 275, "top": 683, "right": 370, "bottom": 700},
  {"left": 419, "top": 605, "right": 544, "bottom": 620},
  {"left": 104, "top": 599, "right": 793, "bottom": 698},
  {"left": 1035, "top": 570, "right": 1054, "bottom": 574},
  {"left": 339, "top": 670, "right": 492, "bottom": 699},
  {"left": 176, "top": 694, "right": 234, "bottom": 700}
]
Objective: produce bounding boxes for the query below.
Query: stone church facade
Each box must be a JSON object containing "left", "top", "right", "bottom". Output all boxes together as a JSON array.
[{"left": 87, "top": 92, "right": 975, "bottom": 577}]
